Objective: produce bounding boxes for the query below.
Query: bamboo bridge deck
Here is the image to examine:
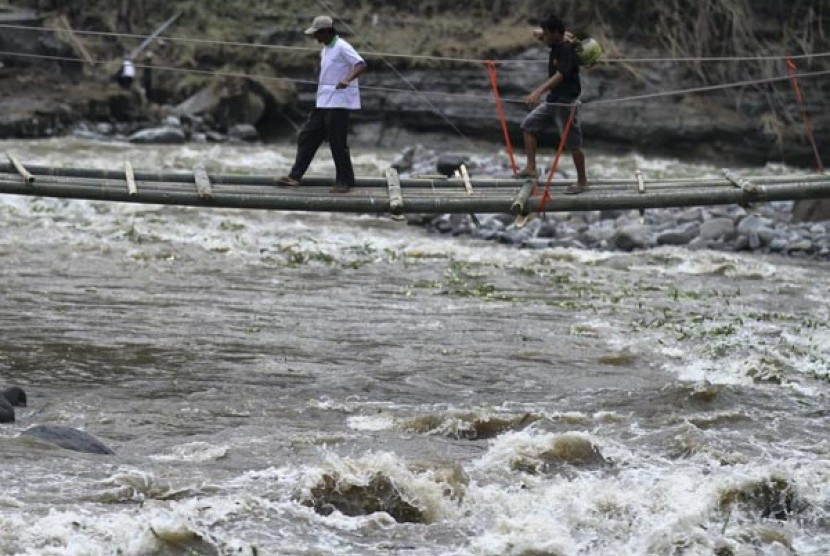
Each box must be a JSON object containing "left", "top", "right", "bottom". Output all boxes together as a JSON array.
[{"left": 1, "top": 156, "right": 829, "bottom": 219}]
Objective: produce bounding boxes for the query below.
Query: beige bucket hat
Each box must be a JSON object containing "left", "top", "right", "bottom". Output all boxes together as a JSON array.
[{"left": 304, "top": 15, "right": 334, "bottom": 35}]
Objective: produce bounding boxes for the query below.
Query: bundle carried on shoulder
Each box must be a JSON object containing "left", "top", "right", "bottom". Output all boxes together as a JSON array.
[{"left": 565, "top": 31, "right": 603, "bottom": 68}]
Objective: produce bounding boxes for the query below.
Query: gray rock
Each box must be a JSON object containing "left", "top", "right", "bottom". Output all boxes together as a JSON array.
[
  {"left": 611, "top": 223, "right": 650, "bottom": 251},
  {"left": 436, "top": 154, "right": 470, "bottom": 177},
  {"left": 809, "top": 223, "right": 827, "bottom": 236},
  {"left": 769, "top": 237, "right": 788, "bottom": 251},
  {"left": 657, "top": 227, "right": 696, "bottom": 246},
  {"left": 787, "top": 239, "right": 814, "bottom": 252},
  {"left": 737, "top": 214, "right": 774, "bottom": 235},
  {"left": 390, "top": 146, "right": 415, "bottom": 172},
  {"left": 0, "top": 398, "right": 13, "bottom": 423},
  {"left": 732, "top": 234, "right": 750, "bottom": 251},
  {"left": 522, "top": 238, "right": 552, "bottom": 249},
  {"left": 536, "top": 219, "right": 558, "bottom": 238},
  {"left": 699, "top": 217, "right": 736, "bottom": 241},
  {"left": 128, "top": 126, "right": 186, "bottom": 144},
  {"left": 22, "top": 425, "right": 114, "bottom": 455},
  {"left": 228, "top": 123, "right": 259, "bottom": 141},
  {"left": 2, "top": 387, "right": 27, "bottom": 407}
]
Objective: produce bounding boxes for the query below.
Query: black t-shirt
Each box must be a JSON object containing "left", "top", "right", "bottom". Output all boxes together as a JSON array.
[{"left": 547, "top": 41, "right": 581, "bottom": 103}]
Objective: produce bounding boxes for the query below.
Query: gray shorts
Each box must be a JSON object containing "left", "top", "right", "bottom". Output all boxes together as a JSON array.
[{"left": 520, "top": 101, "right": 583, "bottom": 150}]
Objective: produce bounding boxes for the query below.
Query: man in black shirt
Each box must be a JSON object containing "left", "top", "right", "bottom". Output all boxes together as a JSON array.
[{"left": 516, "top": 14, "right": 588, "bottom": 194}]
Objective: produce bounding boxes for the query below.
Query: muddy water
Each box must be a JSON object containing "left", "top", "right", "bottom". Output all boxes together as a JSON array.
[{"left": 0, "top": 138, "right": 828, "bottom": 555}]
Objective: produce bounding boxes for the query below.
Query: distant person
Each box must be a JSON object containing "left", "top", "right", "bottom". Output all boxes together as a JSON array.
[
  {"left": 276, "top": 15, "right": 367, "bottom": 193},
  {"left": 114, "top": 55, "right": 135, "bottom": 89},
  {"left": 516, "top": 13, "right": 588, "bottom": 194}
]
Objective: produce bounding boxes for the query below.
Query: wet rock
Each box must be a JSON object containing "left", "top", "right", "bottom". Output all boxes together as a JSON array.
[
  {"left": 205, "top": 131, "right": 227, "bottom": 143},
  {"left": 0, "top": 398, "right": 13, "bottom": 423},
  {"left": 610, "top": 223, "right": 650, "bottom": 251},
  {"left": 523, "top": 238, "right": 552, "bottom": 249},
  {"left": 2, "top": 386, "right": 27, "bottom": 407},
  {"left": 657, "top": 227, "right": 696, "bottom": 246},
  {"left": 736, "top": 214, "right": 774, "bottom": 235},
  {"left": 305, "top": 472, "right": 426, "bottom": 523},
  {"left": 699, "top": 217, "right": 736, "bottom": 241},
  {"left": 513, "top": 433, "right": 609, "bottom": 475},
  {"left": 769, "top": 237, "right": 788, "bottom": 252},
  {"left": 536, "top": 219, "right": 558, "bottom": 238},
  {"left": 22, "top": 425, "right": 115, "bottom": 455},
  {"left": 436, "top": 154, "right": 470, "bottom": 177},
  {"left": 128, "top": 126, "right": 186, "bottom": 144},
  {"left": 718, "top": 475, "right": 806, "bottom": 520},
  {"left": 228, "top": 123, "right": 259, "bottom": 141},
  {"left": 147, "top": 523, "right": 221, "bottom": 556},
  {"left": 390, "top": 146, "right": 415, "bottom": 172},
  {"left": 787, "top": 238, "right": 814, "bottom": 253}
]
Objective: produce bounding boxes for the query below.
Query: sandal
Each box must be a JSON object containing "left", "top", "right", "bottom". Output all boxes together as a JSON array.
[
  {"left": 275, "top": 176, "right": 300, "bottom": 187},
  {"left": 513, "top": 168, "right": 538, "bottom": 179},
  {"left": 564, "top": 183, "right": 588, "bottom": 195}
]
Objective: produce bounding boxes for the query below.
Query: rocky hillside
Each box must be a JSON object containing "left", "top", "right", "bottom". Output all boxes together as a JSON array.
[{"left": 1, "top": 0, "right": 828, "bottom": 167}]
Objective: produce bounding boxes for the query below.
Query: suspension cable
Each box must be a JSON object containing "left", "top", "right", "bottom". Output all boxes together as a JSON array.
[
  {"left": 2, "top": 22, "right": 829, "bottom": 66},
  {"left": 1, "top": 49, "right": 828, "bottom": 109}
]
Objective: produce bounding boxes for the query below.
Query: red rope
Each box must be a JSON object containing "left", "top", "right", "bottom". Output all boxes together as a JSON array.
[
  {"left": 539, "top": 105, "right": 577, "bottom": 214},
  {"left": 787, "top": 57, "right": 825, "bottom": 174},
  {"left": 486, "top": 60, "right": 518, "bottom": 174}
]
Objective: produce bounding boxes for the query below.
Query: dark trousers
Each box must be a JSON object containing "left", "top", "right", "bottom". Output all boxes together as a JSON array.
[{"left": 288, "top": 108, "right": 355, "bottom": 186}]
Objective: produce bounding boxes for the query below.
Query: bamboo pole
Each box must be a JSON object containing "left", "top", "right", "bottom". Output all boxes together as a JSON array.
[
  {"left": 0, "top": 163, "right": 827, "bottom": 190},
  {"left": 385, "top": 167, "right": 404, "bottom": 220},
  {"left": 5, "top": 154, "right": 34, "bottom": 183},
  {"left": 2, "top": 173, "right": 830, "bottom": 214},
  {"left": 510, "top": 180, "right": 536, "bottom": 215}
]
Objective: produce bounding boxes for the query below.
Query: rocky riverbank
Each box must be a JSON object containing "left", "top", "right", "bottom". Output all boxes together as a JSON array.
[{"left": 396, "top": 146, "right": 830, "bottom": 262}]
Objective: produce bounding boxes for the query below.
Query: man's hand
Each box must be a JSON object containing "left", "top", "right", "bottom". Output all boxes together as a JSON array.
[
  {"left": 525, "top": 90, "right": 543, "bottom": 107},
  {"left": 336, "top": 79, "right": 350, "bottom": 89}
]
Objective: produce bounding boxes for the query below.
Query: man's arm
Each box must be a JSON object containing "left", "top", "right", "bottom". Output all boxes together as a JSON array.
[
  {"left": 525, "top": 72, "right": 563, "bottom": 106},
  {"left": 336, "top": 62, "right": 367, "bottom": 89}
]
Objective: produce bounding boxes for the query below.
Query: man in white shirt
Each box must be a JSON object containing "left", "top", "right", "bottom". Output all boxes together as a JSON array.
[{"left": 277, "top": 15, "right": 367, "bottom": 193}]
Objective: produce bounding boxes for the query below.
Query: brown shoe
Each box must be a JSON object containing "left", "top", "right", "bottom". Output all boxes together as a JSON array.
[
  {"left": 564, "top": 183, "right": 588, "bottom": 195},
  {"left": 276, "top": 176, "right": 300, "bottom": 187},
  {"left": 330, "top": 183, "right": 352, "bottom": 193}
]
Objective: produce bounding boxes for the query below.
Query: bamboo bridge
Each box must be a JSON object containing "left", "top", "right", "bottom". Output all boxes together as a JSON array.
[{"left": 1, "top": 155, "right": 829, "bottom": 220}]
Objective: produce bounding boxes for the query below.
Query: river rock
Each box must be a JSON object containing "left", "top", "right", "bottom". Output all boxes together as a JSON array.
[
  {"left": 611, "top": 223, "right": 650, "bottom": 251},
  {"left": 2, "top": 386, "right": 27, "bottom": 407},
  {"left": 436, "top": 154, "right": 470, "bottom": 177},
  {"left": 657, "top": 225, "right": 697, "bottom": 246},
  {"left": 0, "top": 398, "right": 13, "bottom": 423},
  {"left": 699, "top": 217, "right": 736, "bottom": 241},
  {"left": 228, "top": 123, "right": 259, "bottom": 141},
  {"left": 22, "top": 425, "right": 115, "bottom": 455},
  {"left": 128, "top": 126, "right": 186, "bottom": 144}
]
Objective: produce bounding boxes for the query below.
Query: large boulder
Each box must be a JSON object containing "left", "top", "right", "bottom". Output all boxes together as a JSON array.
[{"left": 174, "top": 75, "right": 297, "bottom": 136}]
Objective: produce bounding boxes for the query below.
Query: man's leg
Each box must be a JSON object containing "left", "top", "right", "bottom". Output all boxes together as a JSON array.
[
  {"left": 517, "top": 103, "right": 553, "bottom": 178},
  {"left": 522, "top": 131, "right": 538, "bottom": 175},
  {"left": 571, "top": 148, "right": 586, "bottom": 186},
  {"left": 326, "top": 109, "right": 355, "bottom": 187},
  {"left": 288, "top": 109, "right": 326, "bottom": 180}
]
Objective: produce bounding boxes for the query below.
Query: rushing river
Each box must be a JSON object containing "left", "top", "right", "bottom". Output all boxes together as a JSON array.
[{"left": 0, "top": 138, "right": 828, "bottom": 556}]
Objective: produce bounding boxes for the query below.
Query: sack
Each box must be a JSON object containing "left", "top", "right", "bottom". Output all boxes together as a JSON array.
[{"left": 565, "top": 32, "right": 603, "bottom": 68}]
